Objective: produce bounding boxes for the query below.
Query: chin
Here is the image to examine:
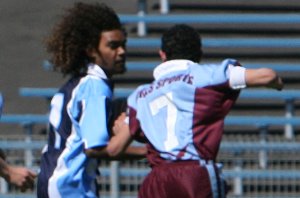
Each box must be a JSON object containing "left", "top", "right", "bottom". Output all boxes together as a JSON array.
[{"left": 115, "top": 67, "right": 127, "bottom": 74}]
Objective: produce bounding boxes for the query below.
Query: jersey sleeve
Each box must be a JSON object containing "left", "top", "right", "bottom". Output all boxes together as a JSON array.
[
  {"left": 68, "top": 80, "right": 112, "bottom": 149},
  {"left": 221, "top": 59, "right": 246, "bottom": 90},
  {"left": 79, "top": 95, "right": 110, "bottom": 149},
  {"left": 228, "top": 65, "right": 246, "bottom": 89}
]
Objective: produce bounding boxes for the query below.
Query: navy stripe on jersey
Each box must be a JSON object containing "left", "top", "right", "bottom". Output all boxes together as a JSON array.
[{"left": 38, "top": 65, "right": 113, "bottom": 198}]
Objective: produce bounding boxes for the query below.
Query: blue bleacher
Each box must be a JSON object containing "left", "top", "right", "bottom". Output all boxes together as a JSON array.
[
  {"left": 2, "top": 0, "right": 300, "bottom": 197},
  {"left": 120, "top": 13, "right": 300, "bottom": 24},
  {"left": 18, "top": 86, "right": 300, "bottom": 101},
  {"left": 127, "top": 37, "right": 300, "bottom": 49},
  {"left": 43, "top": 60, "right": 300, "bottom": 72}
]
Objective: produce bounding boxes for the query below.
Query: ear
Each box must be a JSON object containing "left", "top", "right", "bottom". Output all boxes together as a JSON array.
[
  {"left": 159, "top": 50, "right": 167, "bottom": 62},
  {"left": 85, "top": 47, "right": 98, "bottom": 59}
]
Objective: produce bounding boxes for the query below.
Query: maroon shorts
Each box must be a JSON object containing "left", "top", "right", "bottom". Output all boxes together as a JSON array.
[{"left": 138, "top": 161, "right": 225, "bottom": 198}]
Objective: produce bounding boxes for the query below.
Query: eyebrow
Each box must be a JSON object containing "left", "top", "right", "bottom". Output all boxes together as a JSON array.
[{"left": 108, "top": 40, "right": 127, "bottom": 46}]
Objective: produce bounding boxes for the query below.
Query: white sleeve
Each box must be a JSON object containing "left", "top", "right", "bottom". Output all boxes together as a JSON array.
[{"left": 228, "top": 64, "right": 246, "bottom": 90}]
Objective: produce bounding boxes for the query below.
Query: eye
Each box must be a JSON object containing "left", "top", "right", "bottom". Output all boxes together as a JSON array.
[
  {"left": 109, "top": 42, "right": 120, "bottom": 49},
  {"left": 109, "top": 41, "right": 126, "bottom": 50}
]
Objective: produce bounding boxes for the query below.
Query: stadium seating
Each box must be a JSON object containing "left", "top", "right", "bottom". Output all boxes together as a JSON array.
[
  {"left": 120, "top": 13, "right": 300, "bottom": 24},
  {"left": 2, "top": 87, "right": 299, "bottom": 197},
  {"left": 1, "top": 112, "right": 300, "bottom": 198},
  {"left": 2, "top": 0, "right": 300, "bottom": 197}
]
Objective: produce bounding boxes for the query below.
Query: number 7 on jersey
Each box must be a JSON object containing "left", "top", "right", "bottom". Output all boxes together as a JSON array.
[{"left": 149, "top": 92, "right": 179, "bottom": 151}]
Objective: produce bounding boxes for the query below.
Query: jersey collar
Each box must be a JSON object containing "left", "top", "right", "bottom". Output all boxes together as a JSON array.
[
  {"left": 153, "top": 59, "right": 195, "bottom": 80},
  {"left": 87, "top": 63, "right": 108, "bottom": 79}
]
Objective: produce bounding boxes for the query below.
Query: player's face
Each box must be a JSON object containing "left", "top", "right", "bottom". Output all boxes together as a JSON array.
[{"left": 94, "top": 29, "right": 127, "bottom": 77}]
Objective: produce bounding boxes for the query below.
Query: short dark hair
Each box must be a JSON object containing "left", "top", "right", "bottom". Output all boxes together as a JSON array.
[
  {"left": 161, "top": 24, "right": 202, "bottom": 62},
  {"left": 46, "top": 2, "right": 122, "bottom": 76}
]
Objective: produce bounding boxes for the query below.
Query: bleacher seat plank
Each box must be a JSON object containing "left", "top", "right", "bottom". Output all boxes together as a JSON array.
[
  {"left": 43, "top": 60, "right": 300, "bottom": 72},
  {"left": 19, "top": 87, "right": 300, "bottom": 101},
  {"left": 120, "top": 14, "right": 300, "bottom": 25},
  {"left": 127, "top": 37, "right": 300, "bottom": 49},
  {"left": 0, "top": 114, "right": 48, "bottom": 124}
]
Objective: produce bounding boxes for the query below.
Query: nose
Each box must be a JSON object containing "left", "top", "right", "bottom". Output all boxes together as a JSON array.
[{"left": 118, "top": 45, "right": 126, "bottom": 56}]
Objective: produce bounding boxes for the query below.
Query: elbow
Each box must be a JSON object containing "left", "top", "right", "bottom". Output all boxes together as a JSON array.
[
  {"left": 106, "top": 148, "right": 117, "bottom": 157},
  {"left": 106, "top": 145, "right": 122, "bottom": 157},
  {"left": 84, "top": 149, "right": 92, "bottom": 157},
  {"left": 84, "top": 149, "right": 94, "bottom": 158},
  {"left": 83, "top": 147, "right": 121, "bottom": 158},
  {"left": 84, "top": 146, "right": 107, "bottom": 158}
]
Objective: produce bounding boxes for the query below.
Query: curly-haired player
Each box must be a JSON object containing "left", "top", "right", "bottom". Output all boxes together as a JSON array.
[
  {"left": 111, "top": 24, "right": 284, "bottom": 198},
  {"left": 37, "top": 2, "right": 145, "bottom": 198}
]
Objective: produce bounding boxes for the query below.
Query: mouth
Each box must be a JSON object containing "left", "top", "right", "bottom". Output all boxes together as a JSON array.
[
  {"left": 116, "top": 59, "right": 126, "bottom": 66},
  {"left": 115, "top": 59, "right": 127, "bottom": 73}
]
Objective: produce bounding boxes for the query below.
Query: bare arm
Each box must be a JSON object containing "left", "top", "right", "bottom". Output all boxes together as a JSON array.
[
  {"left": 0, "top": 153, "right": 36, "bottom": 192},
  {"left": 84, "top": 144, "right": 146, "bottom": 160},
  {"left": 0, "top": 99, "right": 37, "bottom": 191},
  {"left": 85, "top": 113, "right": 146, "bottom": 159},
  {"left": 108, "top": 113, "right": 146, "bottom": 159},
  {"left": 245, "top": 68, "right": 284, "bottom": 90}
]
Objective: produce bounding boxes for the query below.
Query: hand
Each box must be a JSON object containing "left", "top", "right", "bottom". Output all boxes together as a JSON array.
[
  {"left": 275, "top": 77, "right": 284, "bottom": 91},
  {"left": 268, "top": 76, "right": 284, "bottom": 91},
  {"left": 7, "top": 166, "right": 37, "bottom": 192},
  {"left": 112, "top": 112, "right": 129, "bottom": 136}
]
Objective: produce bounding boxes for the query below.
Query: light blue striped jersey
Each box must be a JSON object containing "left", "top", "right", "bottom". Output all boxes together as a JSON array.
[{"left": 38, "top": 64, "right": 112, "bottom": 198}]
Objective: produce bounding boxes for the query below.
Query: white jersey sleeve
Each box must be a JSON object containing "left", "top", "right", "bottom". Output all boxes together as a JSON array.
[{"left": 228, "top": 64, "right": 246, "bottom": 90}]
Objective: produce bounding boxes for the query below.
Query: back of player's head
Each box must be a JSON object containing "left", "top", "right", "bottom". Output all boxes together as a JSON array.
[
  {"left": 161, "top": 24, "right": 202, "bottom": 63},
  {"left": 46, "top": 2, "right": 123, "bottom": 76}
]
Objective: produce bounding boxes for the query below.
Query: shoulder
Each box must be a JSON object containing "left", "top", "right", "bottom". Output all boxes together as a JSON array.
[
  {"left": 59, "top": 76, "right": 113, "bottom": 103},
  {"left": 221, "top": 58, "right": 242, "bottom": 68},
  {"left": 190, "top": 59, "right": 241, "bottom": 73},
  {"left": 77, "top": 77, "right": 112, "bottom": 97},
  {"left": 210, "top": 58, "right": 242, "bottom": 77}
]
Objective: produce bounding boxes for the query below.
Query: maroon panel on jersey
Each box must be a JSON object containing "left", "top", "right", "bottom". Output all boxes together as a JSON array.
[
  {"left": 128, "top": 106, "right": 147, "bottom": 143},
  {"left": 192, "top": 82, "right": 240, "bottom": 160}
]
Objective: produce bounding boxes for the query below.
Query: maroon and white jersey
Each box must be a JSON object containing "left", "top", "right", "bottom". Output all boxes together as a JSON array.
[{"left": 128, "top": 59, "right": 245, "bottom": 166}]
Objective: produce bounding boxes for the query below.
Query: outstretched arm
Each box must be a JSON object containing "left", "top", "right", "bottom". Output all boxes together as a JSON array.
[{"left": 245, "top": 68, "right": 284, "bottom": 90}]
